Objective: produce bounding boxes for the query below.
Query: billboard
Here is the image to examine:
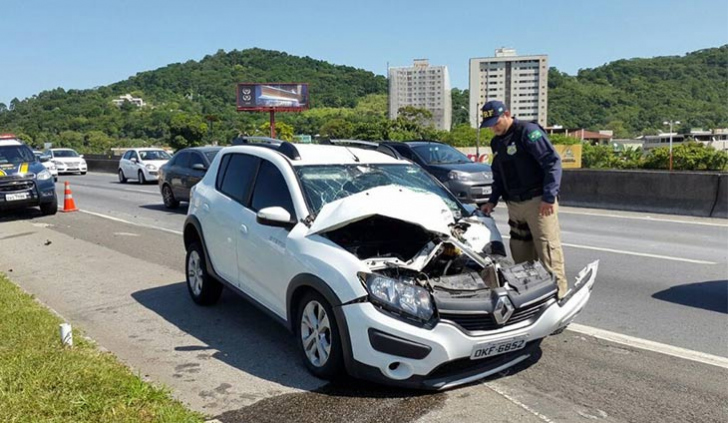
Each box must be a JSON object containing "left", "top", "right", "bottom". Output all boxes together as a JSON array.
[{"left": 237, "top": 83, "right": 309, "bottom": 111}]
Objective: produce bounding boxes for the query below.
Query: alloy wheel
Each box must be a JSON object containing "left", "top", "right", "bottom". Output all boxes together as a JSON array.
[
  {"left": 187, "top": 250, "right": 203, "bottom": 296},
  {"left": 300, "top": 300, "right": 332, "bottom": 368}
]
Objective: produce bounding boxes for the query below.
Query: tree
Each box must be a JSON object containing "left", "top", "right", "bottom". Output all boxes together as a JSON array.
[
  {"left": 169, "top": 113, "right": 208, "bottom": 150},
  {"left": 259, "top": 121, "right": 294, "bottom": 141},
  {"left": 319, "top": 119, "right": 353, "bottom": 139}
]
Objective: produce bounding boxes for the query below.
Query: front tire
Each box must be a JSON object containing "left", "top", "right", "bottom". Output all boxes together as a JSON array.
[
  {"left": 138, "top": 170, "right": 146, "bottom": 185},
  {"left": 80, "top": 171, "right": 87, "bottom": 175},
  {"left": 40, "top": 195, "right": 58, "bottom": 216},
  {"left": 296, "top": 291, "right": 345, "bottom": 380},
  {"left": 118, "top": 169, "right": 127, "bottom": 183},
  {"left": 162, "top": 184, "right": 180, "bottom": 209},
  {"left": 186, "top": 242, "right": 222, "bottom": 305}
]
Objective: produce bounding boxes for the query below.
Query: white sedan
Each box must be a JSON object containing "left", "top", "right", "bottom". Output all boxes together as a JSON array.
[
  {"left": 46, "top": 148, "right": 87, "bottom": 175},
  {"left": 33, "top": 151, "right": 59, "bottom": 182},
  {"left": 118, "top": 148, "right": 171, "bottom": 184}
]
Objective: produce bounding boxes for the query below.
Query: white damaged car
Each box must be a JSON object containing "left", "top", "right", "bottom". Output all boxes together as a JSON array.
[{"left": 183, "top": 141, "right": 598, "bottom": 389}]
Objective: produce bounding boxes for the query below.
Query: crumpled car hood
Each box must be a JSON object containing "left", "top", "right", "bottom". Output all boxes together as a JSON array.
[{"left": 307, "top": 185, "right": 455, "bottom": 237}]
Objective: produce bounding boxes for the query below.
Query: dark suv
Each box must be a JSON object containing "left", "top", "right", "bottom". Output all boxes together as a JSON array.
[
  {"left": 0, "top": 138, "right": 58, "bottom": 215},
  {"left": 158, "top": 146, "right": 222, "bottom": 208},
  {"left": 380, "top": 141, "right": 493, "bottom": 205}
]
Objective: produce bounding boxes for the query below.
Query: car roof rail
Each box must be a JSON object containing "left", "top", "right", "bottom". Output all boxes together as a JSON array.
[
  {"left": 327, "top": 139, "right": 380, "bottom": 149},
  {"left": 231, "top": 136, "right": 301, "bottom": 161},
  {"left": 376, "top": 144, "right": 402, "bottom": 160}
]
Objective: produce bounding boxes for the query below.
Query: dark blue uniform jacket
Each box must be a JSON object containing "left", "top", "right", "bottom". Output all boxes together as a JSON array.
[{"left": 487, "top": 119, "right": 562, "bottom": 205}]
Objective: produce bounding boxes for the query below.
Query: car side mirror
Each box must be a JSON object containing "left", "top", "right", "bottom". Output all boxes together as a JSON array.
[
  {"left": 192, "top": 163, "right": 207, "bottom": 171},
  {"left": 256, "top": 207, "right": 296, "bottom": 229},
  {"left": 131, "top": 158, "right": 138, "bottom": 163},
  {"left": 39, "top": 155, "right": 50, "bottom": 163},
  {"left": 79, "top": 154, "right": 84, "bottom": 158}
]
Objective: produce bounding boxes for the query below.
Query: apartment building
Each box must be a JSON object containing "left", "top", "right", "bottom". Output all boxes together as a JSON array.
[
  {"left": 469, "top": 48, "right": 548, "bottom": 128},
  {"left": 388, "top": 59, "right": 452, "bottom": 131}
]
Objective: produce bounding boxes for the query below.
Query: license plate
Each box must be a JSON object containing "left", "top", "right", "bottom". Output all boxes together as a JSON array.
[
  {"left": 470, "top": 337, "right": 527, "bottom": 360},
  {"left": 6, "top": 192, "right": 30, "bottom": 201},
  {"left": 474, "top": 186, "right": 492, "bottom": 195}
]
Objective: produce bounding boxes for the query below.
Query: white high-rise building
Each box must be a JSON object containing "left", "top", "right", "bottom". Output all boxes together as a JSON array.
[
  {"left": 469, "top": 48, "right": 548, "bottom": 128},
  {"left": 389, "top": 59, "right": 452, "bottom": 131}
]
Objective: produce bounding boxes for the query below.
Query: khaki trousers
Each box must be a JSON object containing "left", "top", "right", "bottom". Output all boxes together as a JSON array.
[{"left": 506, "top": 197, "right": 567, "bottom": 298}]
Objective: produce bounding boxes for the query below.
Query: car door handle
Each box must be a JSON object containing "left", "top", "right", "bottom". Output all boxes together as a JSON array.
[{"left": 239, "top": 224, "right": 248, "bottom": 235}]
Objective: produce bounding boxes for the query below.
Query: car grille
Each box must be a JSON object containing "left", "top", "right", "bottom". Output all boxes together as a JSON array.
[
  {"left": 439, "top": 296, "right": 553, "bottom": 332},
  {"left": 0, "top": 180, "right": 35, "bottom": 193}
]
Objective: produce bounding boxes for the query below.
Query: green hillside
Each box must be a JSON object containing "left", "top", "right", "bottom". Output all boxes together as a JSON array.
[
  {"left": 548, "top": 46, "right": 728, "bottom": 136},
  {"left": 0, "top": 46, "right": 725, "bottom": 152}
]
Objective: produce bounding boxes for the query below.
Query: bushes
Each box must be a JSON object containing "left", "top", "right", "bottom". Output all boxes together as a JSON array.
[
  {"left": 580, "top": 141, "right": 728, "bottom": 171},
  {"left": 643, "top": 141, "right": 728, "bottom": 171}
]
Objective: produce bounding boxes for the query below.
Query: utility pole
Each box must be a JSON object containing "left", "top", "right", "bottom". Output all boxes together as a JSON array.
[{"left": 663, "top": 120, "right": 680, "bottom": 171}]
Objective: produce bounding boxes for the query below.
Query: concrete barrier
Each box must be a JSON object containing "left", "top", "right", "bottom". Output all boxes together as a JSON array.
[
  {"left": 560, "top": 169, "right": 726, "bottom": 218},
  {"left": 711, "top": 174, "right": 728, "bottom": 218},
  {"left": 84, "top": 155, "right": 120, "bottom": 173}
]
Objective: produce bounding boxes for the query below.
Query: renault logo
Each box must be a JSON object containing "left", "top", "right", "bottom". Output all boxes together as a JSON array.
[{"left": 493, "top": 296, "right": 515, "bottom": 325}]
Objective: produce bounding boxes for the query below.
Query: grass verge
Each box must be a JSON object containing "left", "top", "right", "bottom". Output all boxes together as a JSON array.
[{"left": 0, "top": 273, "right": 204, "bottom": 422}]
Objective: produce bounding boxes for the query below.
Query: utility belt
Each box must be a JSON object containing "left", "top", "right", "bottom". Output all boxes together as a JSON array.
[{"left": 505, "top": 187, "right": 543, "bottom": 203}]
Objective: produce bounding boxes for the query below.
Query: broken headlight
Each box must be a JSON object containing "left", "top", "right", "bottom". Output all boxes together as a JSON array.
[{"left": 358, "top": 272, "right": 434, "bottom": 321}]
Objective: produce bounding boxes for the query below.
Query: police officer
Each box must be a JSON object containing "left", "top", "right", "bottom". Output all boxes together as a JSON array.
[{"left": 479, "top": 100, "right": 568, "bottom": 299}]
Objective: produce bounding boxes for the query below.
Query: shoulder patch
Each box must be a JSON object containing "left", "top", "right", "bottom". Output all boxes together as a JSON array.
[{"left": 528, "top": 130, "right": 542, "bottom": 141}]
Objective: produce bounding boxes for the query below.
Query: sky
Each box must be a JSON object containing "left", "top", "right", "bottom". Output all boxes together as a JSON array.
[{"left": 2, "top": 0, "right": 727, "bottom": 105}]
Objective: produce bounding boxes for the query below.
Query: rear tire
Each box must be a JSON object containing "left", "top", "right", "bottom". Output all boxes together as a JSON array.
[
  {"left": 138, "top": 170, "right": 146, "bottom": 185},
  {"left": 162, "top": 184, "right": 180, "bottom": 209},
  {"left": 186, "top": 242, "right": 222, "bottom": 305},
  {"left": 118, "top": 169, "right": 127, "bottom": 183},
  {"left": 295, "top": 291, "right": 345, "bottom": 380},
  {"left": 40, "top": 195, "right": 58, "bottom": 216}
]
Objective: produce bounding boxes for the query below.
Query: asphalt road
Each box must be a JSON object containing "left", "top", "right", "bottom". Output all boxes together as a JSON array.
[
  {"left": 54, "top": 172, "right": 728, "bottom": 356},
  {"left": 0, "top": 171, "right": 725, "bottom": 422}
]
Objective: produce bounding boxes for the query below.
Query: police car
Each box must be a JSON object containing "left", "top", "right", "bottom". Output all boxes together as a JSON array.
[{"left": 0, "top": 135, "right": 58, "bottom": 215}]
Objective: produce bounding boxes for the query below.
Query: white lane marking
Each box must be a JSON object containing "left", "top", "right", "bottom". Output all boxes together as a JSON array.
[
  {"left": 79, "top": 210, "right": 183, "bottom": 236},
  {"left": 501, "top": 235, "right": 717, "bottom": 265},
  {"left": 485, "top": 384, "right": 555, "bottom": 423},
  {"left": 559, "top": 210, "right": 728, "bottom": 228},
  {"left": 64, "top": 182, "right": 158, "bottom": 196},
  {"left": 569, "top": 323, "right": 728, "bottom": 369}
]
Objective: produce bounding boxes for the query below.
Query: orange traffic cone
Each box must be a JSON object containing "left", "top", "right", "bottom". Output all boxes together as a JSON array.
[{"left": 60, "top": 181, "right": 78, "bottom": 213}]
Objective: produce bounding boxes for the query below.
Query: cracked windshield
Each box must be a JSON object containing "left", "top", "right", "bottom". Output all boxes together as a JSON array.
[{"left": 296, "top": 163, "right": 462, "bottom": 217}]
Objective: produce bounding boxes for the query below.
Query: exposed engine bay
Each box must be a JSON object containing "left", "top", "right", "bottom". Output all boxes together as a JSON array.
[{"left": 324, "top": 214, "right": 558, "bottom": 309}]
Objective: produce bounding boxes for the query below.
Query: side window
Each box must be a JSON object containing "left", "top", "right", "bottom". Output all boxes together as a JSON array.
[
  {"left": 217, "top": 153, "right": 259, "bottom": 205},
  {"left": 250, "top": 160, "right": 295, "bottom": 218},
  {"left": 123, "top": 151, "right": 132, "bottom": 160},
  {"left": 131, "top": 151, "right": 139, "bottom": 161},
  {"left": 175, "top": 152, "right": 190, "bottom": 168},
  {"left": 392, "top": 145, "right": 413, "bottom": 160},
  {"left": 188, "top": 153, "right": 204, "bottom": 169}
]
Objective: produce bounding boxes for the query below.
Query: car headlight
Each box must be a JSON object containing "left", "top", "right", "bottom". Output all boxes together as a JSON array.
[
  {"left": 448, "top": 171, "right": 472, "bottom": 181},
  {"left": 358, "top": 272, "right": 434, "bottom": 321},
  {"left": 37, "top": 170, "right": 52, "bottom": 181},
  {"left": 145, "top": 164, "right": 157, "bottom": 171}
]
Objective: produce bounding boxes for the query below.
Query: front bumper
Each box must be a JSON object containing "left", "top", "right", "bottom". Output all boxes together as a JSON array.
[
  {"left": 143, "top": 169, "right": 160, "bottom": 181},
  {"left": 445, "top": 180, "right": 492, "bottom": 204},
  {"left": 56, "top": 162, "right": 87, "bottom": 173},
  {"left": 0, "top": 178, "right": 56, "bottom": 210},
  {"left": 341, "top": 260, "right": 599, "bottom": 389}
]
